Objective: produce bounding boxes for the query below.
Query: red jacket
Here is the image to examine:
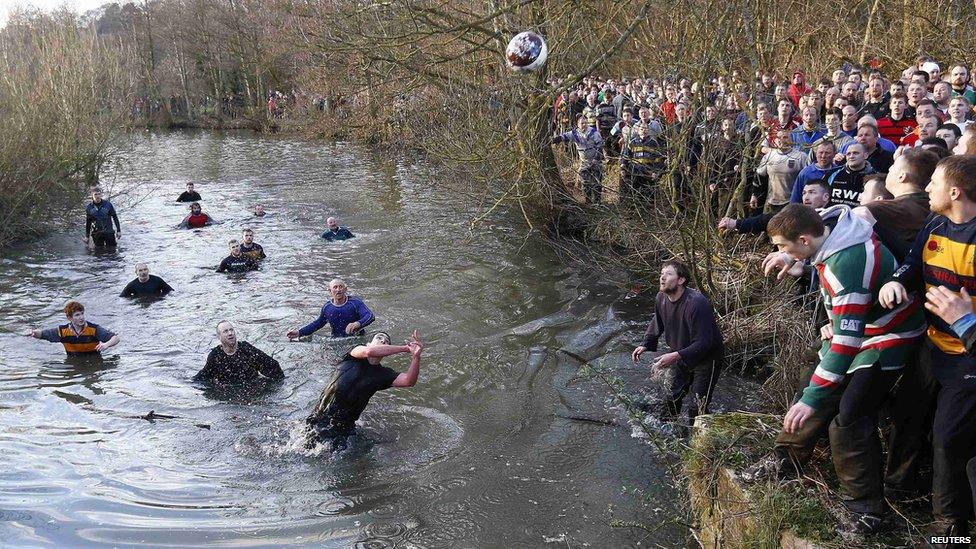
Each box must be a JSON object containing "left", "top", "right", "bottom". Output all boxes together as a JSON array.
[
  {"left": 787, "top": 84, "right": 811, "bottom": 108},
  {"left": 877, "top": 116, "right": 917, "bottom": 146}
]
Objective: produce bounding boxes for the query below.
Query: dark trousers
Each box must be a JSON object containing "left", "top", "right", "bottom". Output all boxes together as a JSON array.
[
  {"left": 884, "top": 346, "right": 937, "bottom": 495},
  {"left": 92, "top": 232, "right": 117, "bottom": 247},
  {"left": 579, "top": 166, "right": 604, "bottom": 204},
  {"left": 660, "top": 358, "right": 721, "bottom": 423},
  {"left": 775, "top": 364, "right": 899, "bottom": 515},
  {"left": 930, "top": 356, "right": 976, "bottom": 523}
]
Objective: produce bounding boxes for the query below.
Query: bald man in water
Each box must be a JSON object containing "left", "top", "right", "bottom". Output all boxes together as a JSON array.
[
  {"left": 321, "top": 217, "right": 354, "bottom": 241},
  {"left": 287, "top": 279, "right": 375, "bottom": 339},
  {"left": 194, "top": 320, "right": 284, "bottom": 386},
  {"left": 120, "top": 263, "right": 173, "bottom": 297}
]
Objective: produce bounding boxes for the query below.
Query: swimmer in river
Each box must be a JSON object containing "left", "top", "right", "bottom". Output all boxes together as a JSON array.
[
  {"left": 216, "top": 239, "right": 258, "bottom": 273},
  {"left": 306, "top": 331, "right": 423, "bottom": 446},
  {"left": 176, "top": 182, "right": 202, "bottom": 203},
  {"left": 286, "top": 278, "right": 374, "bottom": 339},
  {"left": 120, "top": 263, "right": 174, "bottom": 297},
  {"left": 254, "top": 204, "right": 266, "bottom": 217},
  {"left": 24, "top": 300, "right": 120, "bottom": 356},
  {"left": 177, "top": 202, "right": 216, "bottom": 229},
  {"left": 320, "top": 217, "right": 354, "bottom": 241},
  {"left": 194, "top": 320, "right": 284, "bottom": 386},
  {"left": 239, "top": 228, "right": 266, "bottom": 261}
]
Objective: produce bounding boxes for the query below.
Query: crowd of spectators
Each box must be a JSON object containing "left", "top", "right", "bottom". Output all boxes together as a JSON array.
[{"left": 551, "top": 57, "right": 976, "bottom": 546}]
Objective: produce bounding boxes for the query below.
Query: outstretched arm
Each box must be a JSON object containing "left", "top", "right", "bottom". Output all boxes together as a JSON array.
[
  {"left": 349, "top": 343, "right": 409, "bottom": 359},
  {"left": 393, "top": 331, "right": 423, "bottom": 387}
]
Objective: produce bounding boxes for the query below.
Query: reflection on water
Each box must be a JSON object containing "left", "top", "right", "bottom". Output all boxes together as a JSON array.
[{"left": 0, "top": 131, "right": 682, "bottom": 547}]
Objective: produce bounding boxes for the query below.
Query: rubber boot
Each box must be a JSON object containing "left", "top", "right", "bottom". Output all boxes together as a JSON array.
[{"left": 829, "top": 415, "right": 885, "bottom": 517}]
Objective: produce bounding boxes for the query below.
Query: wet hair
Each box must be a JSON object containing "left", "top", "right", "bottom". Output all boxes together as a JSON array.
[
  {"left": 767, "top": 204, "right": 824, "bottom": 241},
  {"left": 661, "top": 260, "right": 691, "bottom": 285},
  {"left": 373, "top": 331, "right": 391, "bottom": 344},
  {"left": 90, "top": 186, "right": 102, "bottom": 194},
  {"left": 64, "top": 301, "right": 85, "bottom": 317},
  {"left": 228, "top": 239, "right": 239, "bottom": 246},
  {"left": 242, "top": 227, "right": 253, "bottom": 235},
  {"left": 190, "top": 201, "right": 201, "bottom": 209},
  {"left": 215, "top": 320, "right": 232, "bottom": 333},
  {"left": 899, "top": 148, "right": 940, "bottom": 186},
  {"left": 938, "top": 155, "right": 976, "bottom": 202}
]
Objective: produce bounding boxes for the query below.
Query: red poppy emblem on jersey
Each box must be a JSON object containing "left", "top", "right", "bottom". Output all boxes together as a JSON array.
[{"left": 927, "top": 240, "right": 939, "bottom": 251}]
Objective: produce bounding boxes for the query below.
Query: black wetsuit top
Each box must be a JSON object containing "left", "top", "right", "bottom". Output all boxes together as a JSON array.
[
  {"left": 306, "top": 351, "right": 399, "bottom": 435},
  {"left": 176, "top": 191, "right": 202, "bottom": 202},
  {"left": 216, "top": 255, "right": 257, "bottom": 273},
  {"left": 120, "top": 275, "right": 173, "bottom": 297},
  {"left": 193, "top": 341, "right": 284, "bottom": 386}
]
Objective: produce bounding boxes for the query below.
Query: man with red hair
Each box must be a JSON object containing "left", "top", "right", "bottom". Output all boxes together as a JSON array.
[{"left": 24, "top": 301, "right": 120, "bottom": 355}]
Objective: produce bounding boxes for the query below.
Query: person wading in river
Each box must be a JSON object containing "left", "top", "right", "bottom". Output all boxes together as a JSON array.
[
  {"left": 178, "top": 202, "right": 216, "bottom": 229},
  {"left": 631, "top": 260, "right": 724, "bottom": 429},
  {"left": 287, "top": 279, "right": 374, "bottom": 339},
  {"left": 24, "top": 301, "right": 120, "bottom": 356},
  {"left": 306, "top": 331, "right": 422, "bottom": 449},
  {"left": 85, "top": 186, "right": 121, "bottom": 249},
  {"left": 119, "top": 263, "right": 173, "bottom": 297},
  {"left": 216, "top": 239, "right": 258, "bottom": 273},
  {"left": 194, "top": 320, "right": 284, "bottom": 387},
  {"left": 750, "top": 204, "right": 924, "bottom": 535}
]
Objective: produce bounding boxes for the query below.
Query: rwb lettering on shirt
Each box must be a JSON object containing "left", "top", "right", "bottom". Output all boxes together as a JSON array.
[{"left": 840, "top": 319, "right": 862, "bottom": 331}]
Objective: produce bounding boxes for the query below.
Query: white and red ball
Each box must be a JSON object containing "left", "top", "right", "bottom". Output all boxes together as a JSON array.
[{"left": 505, "top": 31, "right": 548, "bottom": 72}]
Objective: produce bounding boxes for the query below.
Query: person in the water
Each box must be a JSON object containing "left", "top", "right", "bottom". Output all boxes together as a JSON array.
[
  {"left": 254, "top": 204, "right": 266, "bottom": 217},
  {"left": 24, "top": 301, "right": 120, "bottom": 355},
  {"left": 85, "top": 186, "right": 121, "bottom": 248},
  {"left": 176, "top": 182, "right": 202, "bottom": 203},
  {"left": 216, "top": 239, "right": 258, "bottom": 273},
  {"left": 287, "top": 278, "right": 374, "bottom": 339},
  {"left": 177, "top": 202, "right": 215, "bottom": 229},
  {"left": 120, "top": 263, "right": 174, "bottom": 297},
  {"left": 321, "top": 217, "right": 354, "bottom": 241},
  {"left": 194, "top": 320, "right": 284, "bottom": 386},
  {"left": 306, "top": 330, "right": 422, "bottom": 445},
  {"left": 239, "top": 228, "right": 266, "bottom": 261}
]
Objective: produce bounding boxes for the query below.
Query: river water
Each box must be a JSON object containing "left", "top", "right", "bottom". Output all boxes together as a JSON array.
[{"left": 0, "top": 131, "right": 695, "bottom": 547}]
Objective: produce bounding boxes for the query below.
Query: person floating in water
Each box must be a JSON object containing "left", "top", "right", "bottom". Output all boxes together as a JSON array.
[
  {"left": 177, "top": 202, "right": 216, "bottom": 229},
  {"left": 216, "top": 239, "right": 258, "bottom": 273},
  {"left": 24, "top": 301, "right": 120, "bottom": 355},
  {"left": 321, "top": 217, "right": 354, "bottom": 241},
  {"left": 176, "top": 182, "right": 202, "bottom": 203},
  {"left": 120, "top": 263, "right": 174, "bottom": 297},
  {"left": 306, "top": 330, "right": 422, "bottom": 446},
  {"left": 287, "top": 278, "right": 374, "bottom": 339},
  {"left": 85, "top": 186, "right": 121, "bottom": 248},
  {"left": 194, "top": 320, "right": 284, "bottom": 386},
  {"left": 239, "top": 228, "right": 266, "bottom": 261}
]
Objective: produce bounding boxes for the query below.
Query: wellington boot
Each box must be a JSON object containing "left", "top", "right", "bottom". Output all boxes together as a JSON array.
[{"left": 829, "top": 415, "right": 885, "bottom": 516}]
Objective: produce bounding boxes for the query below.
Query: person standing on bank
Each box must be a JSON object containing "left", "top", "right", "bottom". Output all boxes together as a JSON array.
[
  {"left": 85, "top": 186, "right": 121, "bottom": 248},
  {"left": 287, "top": 278, "right": 375, "bottom": 339},
  {"left": 24, "top": 301, "right": 120, "bottom": 355},
  {"left": 120, "top": 263, "right": 174, "bottom": 297},
  {"left": 631, "top": 260, "right": 724, "bottom": 424}
]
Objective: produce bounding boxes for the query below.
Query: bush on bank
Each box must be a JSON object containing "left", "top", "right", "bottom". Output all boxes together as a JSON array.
[{"left": 0, "top": 10, "right": 131, "bottom": 248}]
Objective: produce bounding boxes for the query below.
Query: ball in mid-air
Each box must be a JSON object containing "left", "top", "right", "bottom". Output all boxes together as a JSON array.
[{"left": 506, "top": 31, "right": 548, "bottom": 72}]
